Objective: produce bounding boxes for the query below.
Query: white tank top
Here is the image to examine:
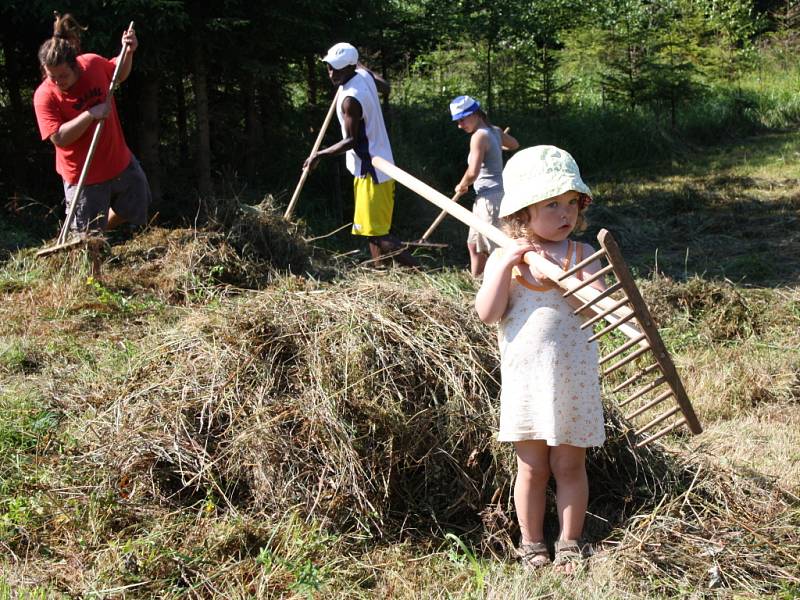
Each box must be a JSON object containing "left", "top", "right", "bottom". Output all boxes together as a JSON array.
[{"left": 337, "top": 68, "right": 394, "bottom": 184}]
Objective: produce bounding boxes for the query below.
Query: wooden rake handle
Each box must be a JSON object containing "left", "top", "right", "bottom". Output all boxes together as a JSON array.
[
  {"left": 283, "top": 87, "right": 342, "bottom": 220},
  {"left": 418, "top": 192, "right": 463, "bottom": 242},
  {"left": 56, "top": 21, "right": 135, "bottom": 246},
  {"left": 371, "top": 156, "right": 641, "bottom": 337}
]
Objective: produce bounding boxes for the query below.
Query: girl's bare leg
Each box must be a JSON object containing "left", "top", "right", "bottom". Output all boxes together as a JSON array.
[
  {"left": 513, "top": 440, "right": 551, "bottom": 544},
  {"left": 549, "top": 444, "right": 588, "bottom": 541}
]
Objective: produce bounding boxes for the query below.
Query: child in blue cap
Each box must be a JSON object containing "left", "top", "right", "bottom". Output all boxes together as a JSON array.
[{"left": 450, "top": 95, "right": 518, "bottom": 277}]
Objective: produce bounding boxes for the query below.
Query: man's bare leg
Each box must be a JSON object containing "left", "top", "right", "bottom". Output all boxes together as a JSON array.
[{"left": 369, "top": 234, "right": 418, "bottom": 268}]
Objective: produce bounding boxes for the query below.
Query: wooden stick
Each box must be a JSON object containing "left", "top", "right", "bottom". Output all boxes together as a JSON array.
[
  {"left": 611, "top": 363, "right": 660, "bottom": 394},
  {"left": 634, "top": 405, "right": 681, "bottom": 436},
  {"left": 562, "top": 265, "right": 616, "bottom": 297},
  {"left": 283, "top": 87, "right": 341, "bottom": 220},
  {"left": 599, "top": 333, "right": 647, "bottom": 365},
  {"left": 581, "top": 296, "right": 632, "bottom": 329},
  {"left": 573, "top": 282, "right": 623, "bottom": 314},
  {"left": 588, "top": 311, "right": 637, "bottom": 342},
  {"left": 635, "top": 417, "right": 687, "bottom": 447},
  {"left": 626, "top": 389, "right": 674, "bottom": 420},
  {"left": 416, "top": 192, "right": 463, "bottom": 243},
  {"left": 602, "top": 344, "right": 652, "bottom": 377},
  {"left": 34, "top": 235, "right": 87, "bottom": 258},
  {"left": 52, "top": 21, "right": 135, "bottom": 248},
  {"left": 619, "top": 376, "right": 667, "bottom": 408},
  {"left": 559, "top": 248, "right": 607, "bottom": 280}
]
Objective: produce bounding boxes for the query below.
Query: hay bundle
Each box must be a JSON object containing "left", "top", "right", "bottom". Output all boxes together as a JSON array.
[
  {"left": 84, "top": 273, "right": 504, "bottom": 534},
  {"left": 103, "top": 227, "right": 250, "bottom": 299},
  {"left": 36, "top": 196, "right": 317, "bottom": 300},
  {"left": 639, "top": 274, "right": 765, "bottom": 341},
  {"left": 102, "top": 218, "right": 315, "bottom": 300}
]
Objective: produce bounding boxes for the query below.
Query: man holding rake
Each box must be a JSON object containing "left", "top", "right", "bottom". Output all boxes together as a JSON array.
[
  {"left": 34, "top": 13, "right": 151, "bottom": 275},
  {"left": 303, "top": 42, "right": 416, "bottom": 267}
]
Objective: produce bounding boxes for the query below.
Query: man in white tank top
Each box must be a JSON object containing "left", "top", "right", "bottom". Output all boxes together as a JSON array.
[{"left": 303, "top": 42, "right": 416, "bottom": 267}]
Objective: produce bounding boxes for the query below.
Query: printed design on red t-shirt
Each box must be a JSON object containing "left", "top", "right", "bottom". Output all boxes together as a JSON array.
[{"left": 72, "top": 87, "right": 104, "bottom": 112}]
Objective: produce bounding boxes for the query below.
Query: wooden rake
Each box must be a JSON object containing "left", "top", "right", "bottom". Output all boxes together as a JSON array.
[
  {"left": 402, "top": 191, "right": 463, "bottom": 250},
  {"left": 372, "top": 156, "right": 702, "bottom": 448},
  {"left": 283, "top": 87, "right": 341, "bottom": 221}
]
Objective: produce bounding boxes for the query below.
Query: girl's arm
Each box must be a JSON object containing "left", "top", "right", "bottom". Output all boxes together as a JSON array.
[
  {"left": 475, "top": 242, "right": 535, "bottom": 323},
  {"left": 455, "top": 129, "right": 488, "bottom": 195}
]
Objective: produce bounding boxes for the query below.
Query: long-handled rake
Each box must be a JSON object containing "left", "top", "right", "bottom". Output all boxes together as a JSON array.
[
  {"left": 372, "top": 156, "right": 702, "bottom": 447},
  {"left": 405, "top": 126, "right": 512, "bottom": 250},
  {"left": 402, "top": 191, "right": 463, "bottom": 250},
  {"left": 36, "top": 21, "right": 135, "bottom": 259},
  {"left": 283, "top": 88, "right": 341, "bottom": 221}
]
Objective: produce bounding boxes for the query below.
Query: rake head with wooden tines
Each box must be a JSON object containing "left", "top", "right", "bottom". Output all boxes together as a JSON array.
[
  {"left": 370, "top": 155, "right": 703, "bottom": 448},
  {"left": 558, "top": 229, "right": 702, "bottom": 447}
]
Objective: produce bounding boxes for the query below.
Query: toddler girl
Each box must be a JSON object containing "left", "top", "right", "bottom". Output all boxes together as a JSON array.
[{"left": 475, "top": 145, "right": 605, "bottom": 571}]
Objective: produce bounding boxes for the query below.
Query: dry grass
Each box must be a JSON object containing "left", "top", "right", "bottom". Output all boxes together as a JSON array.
[{"left": 60, "top": 272, "right": 502, "bottom": 534}]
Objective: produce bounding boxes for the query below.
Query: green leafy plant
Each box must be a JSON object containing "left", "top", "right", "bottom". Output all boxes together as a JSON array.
[{"left": 445, "top": 532, "right": 486, "bottom": 595}]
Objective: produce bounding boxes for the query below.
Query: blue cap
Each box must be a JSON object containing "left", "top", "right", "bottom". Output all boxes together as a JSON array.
[{"left": 450, "top": 95, "right": 481, "bottom": 121}]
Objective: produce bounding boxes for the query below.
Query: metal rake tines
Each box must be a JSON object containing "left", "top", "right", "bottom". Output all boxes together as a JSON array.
[{"left": 560, "top": 229, "right": 703, "bottom": 447}]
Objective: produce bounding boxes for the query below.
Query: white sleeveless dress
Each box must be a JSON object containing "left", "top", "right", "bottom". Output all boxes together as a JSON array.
[{"left": 495, "top": 240, "right": 605, "bottom": 447}]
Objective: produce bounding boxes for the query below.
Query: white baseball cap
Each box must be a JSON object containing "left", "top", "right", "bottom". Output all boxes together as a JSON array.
[
  {"left": 499, "top": 145, "right": 593, "bottom": 217},
  {"left": 449, "top": 95, "right": 481, "bottom": 121},
  {"left": 321, "top": 42, "right": 358, "bottom": 70}
]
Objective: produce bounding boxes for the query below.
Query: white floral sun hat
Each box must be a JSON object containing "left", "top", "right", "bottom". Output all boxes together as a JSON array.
[{"left": 499, "top": 145, "right": 593, "bottom": 217}]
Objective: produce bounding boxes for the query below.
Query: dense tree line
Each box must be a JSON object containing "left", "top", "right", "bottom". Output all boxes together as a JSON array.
[{"left": 0, "top": 0, "right": 797, "bottom": 226}]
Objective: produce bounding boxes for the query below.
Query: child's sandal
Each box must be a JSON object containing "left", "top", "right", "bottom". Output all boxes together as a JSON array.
[
  {"left": 553, "top": 539, "right": 585, "bottom": 571},
  {"left": 517, "top": 541, "right": 551, "bottom": 570}
]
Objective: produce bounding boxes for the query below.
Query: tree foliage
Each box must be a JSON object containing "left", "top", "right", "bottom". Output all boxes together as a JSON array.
[{"left": 0, "top": 0, "right": 791, "bottom": 222}]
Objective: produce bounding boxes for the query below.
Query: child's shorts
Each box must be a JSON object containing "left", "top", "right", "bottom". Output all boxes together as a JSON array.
[
  {"left": 467, "top": 189, "right": 503, "bottom": 254},
  {"left": 63, "top": 156, "right": 151, "bottom": 233},
  {"left": 351, "top": 176, "right": 394, "bottom": 237}
]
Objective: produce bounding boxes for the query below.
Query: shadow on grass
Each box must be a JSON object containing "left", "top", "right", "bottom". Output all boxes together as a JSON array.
[{"left": 583, "top": 172, "right": 800, "bottom": 286}]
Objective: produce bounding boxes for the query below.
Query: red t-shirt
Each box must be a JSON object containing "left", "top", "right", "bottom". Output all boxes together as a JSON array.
[{"left": 33, "top": 53, "right": 131, "bottom": 185}]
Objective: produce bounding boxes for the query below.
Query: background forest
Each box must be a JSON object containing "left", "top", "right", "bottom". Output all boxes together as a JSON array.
[{"left": 1, "top": 0, "right": 798, "bottom": 246}]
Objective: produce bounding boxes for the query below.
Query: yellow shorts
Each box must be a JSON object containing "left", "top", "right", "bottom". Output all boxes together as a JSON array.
[{"left": 352, "top": 177, "right": 394, "bottom": 237}]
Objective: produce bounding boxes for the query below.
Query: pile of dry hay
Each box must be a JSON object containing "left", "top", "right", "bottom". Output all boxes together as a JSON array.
[
  {"left": 39, "top": 195, "right": 322, "bottom": 301},
  {"left": 43, "top": 264, "right": 796, "bottom": 593},
  {"left": 74, "top": 273, "right": 504, "bottom": 534}
]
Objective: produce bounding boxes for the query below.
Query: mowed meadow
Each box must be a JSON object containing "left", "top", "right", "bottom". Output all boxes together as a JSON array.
[{"left": 0, "top": 129, "right": 798, "bottom": 598}]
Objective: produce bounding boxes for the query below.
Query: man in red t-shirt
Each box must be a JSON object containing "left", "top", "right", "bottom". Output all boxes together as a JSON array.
[{"left": 33, "top": 13, "right": 151, "bottom": 238}]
